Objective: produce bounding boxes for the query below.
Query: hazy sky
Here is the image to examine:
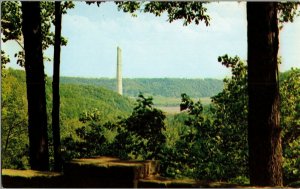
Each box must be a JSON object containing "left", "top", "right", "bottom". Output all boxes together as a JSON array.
[{"left": 3, "top": 2, "right": 300, "bottom": 79}]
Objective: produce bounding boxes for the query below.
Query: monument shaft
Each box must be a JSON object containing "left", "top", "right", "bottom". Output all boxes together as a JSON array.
[{"left": 117, "top": 47, "right": 122, "bottom": 95}]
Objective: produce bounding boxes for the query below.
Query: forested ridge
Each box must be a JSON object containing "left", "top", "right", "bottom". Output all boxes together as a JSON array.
[
  {"left": 6, "top": 68, "right": 134, "bottom": 119},
  {"left": 60, "top": 77, "right": 224, "bottom": 98}
]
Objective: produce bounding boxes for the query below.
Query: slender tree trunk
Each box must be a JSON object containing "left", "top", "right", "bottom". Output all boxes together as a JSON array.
[
  {"left": 4, "top": 127, "right": 13, "bottom": 152},
  {"left": 52, "top": 1, "right": 62, "bottom": 172},
  {"left": 21, "top": 1, "right": 49, "bottom": 171},
  {"left": 247, "top": 2, "right": 283, "bottom": 186}
]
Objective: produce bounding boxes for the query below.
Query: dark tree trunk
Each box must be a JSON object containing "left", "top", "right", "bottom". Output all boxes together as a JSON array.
[
  {"left": 247, "top": 2, "right": 283, "bottom": 186},
  {"left": 21, "top": 2, "right": 49, "bottom": 171},
  {"left": 52, "top": 1, "right": 62, "bottom": 172}
]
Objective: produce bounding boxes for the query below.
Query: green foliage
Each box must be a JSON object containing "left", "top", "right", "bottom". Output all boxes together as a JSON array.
[
  {"left": 116, "top": 93, "right": 166, "bottom": 160},
  {"left": 1, "top": 1, "right": 22, "bottom": 43},
  {"left": 62, "top": 93, "right": 166, "bottom": 161},
  {"left": 1, "top": 69, "right": 29, "bottom": 169},
  {"left": 157, "top": 56, "right": 248, "bottom": 180},
  {"left": 159, "top": 93, "right": 222, "bottom": 179},
  {"left": 159, "top": 55, "right": 299, "bottom": 185},
  {"left": 210, "top": 55, "right": 299, "bottom": 183},
  {"left": 1, "top": 1, "right": 74, "bottom": 46},
  {"left": 211, "top": 55, "right": 249, "bottom": 180},
  {"left": 143, "top": 2, "right": 210, "bottom": 26},
  {"left": 211, "top": 55, "right": 300, "bottom": 183},
  {"left": 280, "top": 68, "right": 300, "bottom": 184},
  {"left": 87, "top": 2, "right": 210, "bottom": 26},
  {"left": 116, "top": 1, "right": 299, "bottom": 27},
  {"left": 278, "top": 2, "right": 300, "bottom": 25},
  {"left": 62, "top": 109, "right": 118, "bottom": 160},
  {"left": 58, "top": 83, "right": 134, "bottom": 121}
]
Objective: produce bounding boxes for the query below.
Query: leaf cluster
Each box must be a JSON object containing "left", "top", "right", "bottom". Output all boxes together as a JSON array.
[
  {"left": 280, "top": 68, "right": 300, "bottom": 183},
  {"left": 278, "top": 2, "right": 300, "bottom": 24},
  {"left": 116, "top": 93, "right": 166, "bottom": 160},
  {"left": 1, "top": 50, "right": 10, "bottom": 71},
  {"left": 86, "top": 1, "right": 210, "bottom": 26},
  {"left": 143, "top": 2, "right": 210, "bottom": 26}
]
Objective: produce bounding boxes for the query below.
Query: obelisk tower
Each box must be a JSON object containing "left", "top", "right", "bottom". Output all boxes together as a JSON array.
[{"left": 117, "top": 46, "right": 123, "bottom": 95}]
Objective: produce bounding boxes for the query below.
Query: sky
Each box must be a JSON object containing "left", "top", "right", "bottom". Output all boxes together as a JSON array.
[{"left": 3, "top": 2, "right": 300, "bottom": 79}]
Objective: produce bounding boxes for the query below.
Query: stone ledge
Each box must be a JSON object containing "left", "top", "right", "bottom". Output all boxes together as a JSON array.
[
  {"left": 63, "top": 156, "right": 160, "bottom": 187},
  {"left": 2, "top": 156, "right": 160, "bottom": 188}
]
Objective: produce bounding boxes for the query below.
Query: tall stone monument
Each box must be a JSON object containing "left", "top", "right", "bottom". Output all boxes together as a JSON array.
[{"left": 117, "top": 46, "right": 123, "bottom": 95}]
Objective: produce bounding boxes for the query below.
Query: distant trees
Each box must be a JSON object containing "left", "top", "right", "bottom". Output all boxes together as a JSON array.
[
  {"left": 1, "top": 69, "right": 28, "bottom": 169},
  {"left": 59, "top": 77, "right": 224, "bottom": 98}
]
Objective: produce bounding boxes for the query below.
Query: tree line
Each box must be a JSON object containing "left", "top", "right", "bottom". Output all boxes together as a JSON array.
[{"left": 60, "top": 77, "right": 224, "bottom": 98}]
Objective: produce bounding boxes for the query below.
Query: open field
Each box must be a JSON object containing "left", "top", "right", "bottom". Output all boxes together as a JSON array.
[
  {"left": 154, "top": 96, "right": 212, "bottom": 114},
  {"left": 153, "top": 96, "right": 212, "bottom": 107},
  {"left": 156, "top": 106, "right": 181, "bottom": 114}
]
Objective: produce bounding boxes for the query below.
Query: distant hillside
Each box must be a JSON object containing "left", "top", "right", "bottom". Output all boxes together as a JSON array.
[
  {"left": 60, "top": 77, "right": 224, "bottom": 98},
  {"left": 5, "top": 69, "right": 134, "bottom": 122},
  {"left": 57, "top": 83, "right": 134, "bottom": 120}
]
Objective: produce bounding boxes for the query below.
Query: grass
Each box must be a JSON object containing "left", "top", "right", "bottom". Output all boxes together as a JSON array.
[
  {"left": 2, "top": 169, "right": 61, "bottom": 178},
  {"left": 69, "top": 156, "right": 158, "bottom": 168},
  {"left": 156, "top": 106, "right": 181, "bottom": 114},
  {"left": 138, "top": 176, "right": 247, "bottom": 188}
]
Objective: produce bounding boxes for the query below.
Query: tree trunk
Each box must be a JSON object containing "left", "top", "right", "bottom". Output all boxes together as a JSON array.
[
  {"left": 21, "top": 2, "right": 49, "bottom": 171},
  {"left": 52, "top": 1, "right": 62, "bottom": 172},
  {"left": 247, "top": 2, "right": 283, "bottom": 186}
]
